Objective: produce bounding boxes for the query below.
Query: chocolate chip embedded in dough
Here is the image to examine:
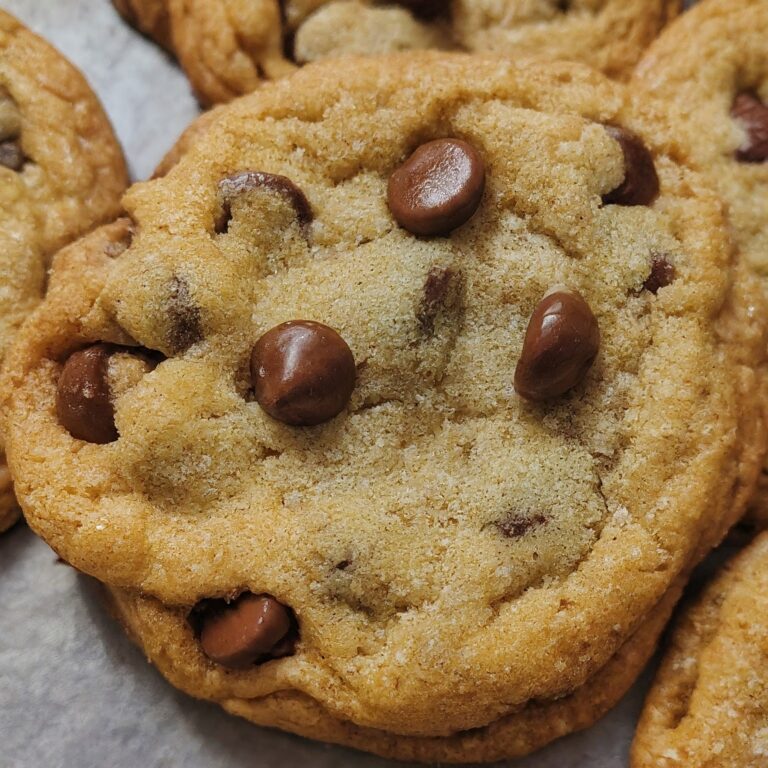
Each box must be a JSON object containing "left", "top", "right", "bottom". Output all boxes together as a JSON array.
[
  {"left": 394, "top": 0, "right": 446, "bottom": 19},
  {"left": 251, "top": 321, "right": 356, "bottom": 426},
  {"left": 417, "top": 266, "right": 459, "bottom": 334},
  {"left": 731, "top": 92, "right": 768, "bottom": 163},
  {"left": 198, "top": 593, "right": 293, "bottom": 669},
  {"left": 643, "top": 256, "right": 675, "bottom": 294},
  {"left": 388, "top": 139, "right": 485, "bottom": 236},
  {"left": 56, "top": 345, "right": 118, "bottom": 444},
  {"left": 497, "top": 512, "right": 548, "bottom": 538},
  {"left": 215, "top": 171, "right": 313, "bottom": 234},
  {"left": 514, "top": 290, "right": 600, "bottom": 402},
  {"left": 602, "top": 126, "right": 659, "bottom": 207},
  {"left": 0, "top": 139, "right": 24, "bottom": 171},
  {"left": 165, "top": 276, "right": 203, "bottom": 354}
]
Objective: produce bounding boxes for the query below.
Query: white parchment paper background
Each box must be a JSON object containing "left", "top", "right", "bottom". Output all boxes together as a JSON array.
[{"left": 0, "top": 2, "right": 701, "bottom": 766}]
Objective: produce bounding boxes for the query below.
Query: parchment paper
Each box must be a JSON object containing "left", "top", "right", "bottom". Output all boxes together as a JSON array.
[{"left": 0, "top": 2, "right": 698, "bottom": 766}]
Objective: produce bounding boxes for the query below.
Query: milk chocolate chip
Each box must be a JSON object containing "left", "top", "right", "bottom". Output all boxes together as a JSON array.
[
  {"left": 388, "top": 138, "right": 485, "bottom": 236},
  {"left": 417, "top": 266, "right": 458, "bottom": 334},
  {"left": 0, "top": 139, "right": 23, "bottom": 171},
  {"left": 56, "top": 345, "right": 117, "bottom": 444},
  {"left": 514, "top": 290, "right": 600, "bottom": 401},
  {"left": 731, "top": 92, "right": 768, "bottom": 163},
  {"left": 643, "top": 256, "right": 675, "bottom": 294},
  {"left": 497, "top": 512, "right": 548, "bottom": 538},
  {"left": 165, "top": 276, "right": 203, "bottom": 354},
  {"left": 395, "top": 0, "right": 445, "bottom": 19},
  {"left": 198, "top": 593, "right": 293, "bottom": 669},
  {"left": 251, "top": 320, "right": 356, "bottom": 426},
  {"left": 216, "top": 171, "right": 312, "bottom": 233},
  {"left": 602, "top": 126, "right": 659, "bottom": 206}
]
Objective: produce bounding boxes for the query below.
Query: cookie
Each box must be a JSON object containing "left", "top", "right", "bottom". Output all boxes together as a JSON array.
[
  {"left": 632, "top": 0, "right": 768, "bottom": 528},
  {"left": 113, "top": 0, "right": 680, "bottom": 106},
  {"left": 2, "top": 53, "right": 765, "bottom": 755},
  {"left": 0, "top": 9, "right": 127, "bottom": 532},
  {"left": 632, "top": 533, "right": 768, "bottom": 768}
]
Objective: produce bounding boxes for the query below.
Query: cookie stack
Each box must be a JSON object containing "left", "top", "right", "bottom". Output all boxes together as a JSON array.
[{"left": 1, "top": 1, "right": 767, "bottom": 765}]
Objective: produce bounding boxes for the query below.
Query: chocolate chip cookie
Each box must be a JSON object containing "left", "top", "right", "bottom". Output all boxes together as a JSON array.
[
  {"left": 0, "top": 9, "right": 127, "bottom": 532},
  {"left": 632, "top": 533, "right": 768, "bottom": 768},
  {"left": 113, "top": 0, "right": 680, "bottom": 106},
  {"left": 633, "top": 0, "right": 768, "bottom": 527},
  {"left": 2, "top": 53, "right": 765, "bottom": 759}
]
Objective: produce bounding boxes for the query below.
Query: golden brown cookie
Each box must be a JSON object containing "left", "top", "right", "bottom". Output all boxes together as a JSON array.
[
  {"left": 632, "top": 533, "right": 768, "bottom": 768},
  {"left": 2, "top": 53, "right": 765, "bottom": 756},
  {"left": 633, "top": 0, "right": 768, "bottom": 529},
  {"left": 113, "top": 0, "right": 174, "bottom": 51},
  {"left": 0, "top": 9, "right": 127, "bottom": 532},
  {"left": 113, "top": 0, "right": 681, "bottom": 105}
]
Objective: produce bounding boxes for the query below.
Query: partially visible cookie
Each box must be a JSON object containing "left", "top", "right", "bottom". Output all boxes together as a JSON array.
[
  {"left": 632, "top": 533, "right": 768, "bottom": 768},
  {"left": 0, "top": 9, "right": 127, "bottom": 532},
  {"left": 451, "top": 0, "right": 681, "bottom": 81},
  {"left": 113, "top": 0, "right": 681, "bottom": 106},
  {"left": 632, "top": 0, "right": 768, "bottom": 528}
]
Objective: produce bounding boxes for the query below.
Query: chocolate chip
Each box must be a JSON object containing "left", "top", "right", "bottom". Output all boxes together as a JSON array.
[
  {"left": 497, "top": 512, "right": 548, "bottom": 538},
  {"left": 731, "top": 92, "right": 768, "bottom": 163},
  {"left": 417, "top": 266, "right": 458, "bottom": 334},
  {"left": 388, "top": 138, "right": 485, "bottom": 236},
  {"left": 165, "top": 276, "right": 203, "bottom": 353},
  {"left": 198, "top": 593, "right": 294, "bottom": 669},
  {"left": 56, "top": 345, "right": 118, "bottom": 444},
  {"left": 643, "top": 255, "right": 675, "bottom": 294},
  {"left": 251, "top": 320, "right": 356, "bottom": 426},
  {"left": 215, "top": 171, "right": 313, "bottom": 234},
  {"left": 602, "top": 126, "right": 659, "bottom": 207},
  {"left": 394, "top": 0, "right": 446, "bottom": 19},
  {"left": 514, "top": 290, "right": 600, "bottom": 402},
  {"left": 0, "top": 139, "right": 24, "bottom": 171}
]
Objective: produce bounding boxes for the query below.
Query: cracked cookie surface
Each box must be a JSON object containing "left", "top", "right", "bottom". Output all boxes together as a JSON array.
[
  {"left": 0, "top": 9, "right": 127, "bottom": 532},
  {"left": 632, "top": 533, "right": 768, "bottom": 768},
  {"left": 633, "top": 0, "right": 768, "bottom": 528},
  {"left": 2, "top": 53, "right": 765, "bottom": 754},
  {"left": 113, "top": 0, "right": 680, "bottom": 105}
]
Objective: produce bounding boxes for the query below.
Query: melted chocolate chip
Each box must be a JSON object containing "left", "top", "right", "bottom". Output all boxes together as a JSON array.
[
  {"left": 197, "top": 593, "right": 294, "bottom": 669},
  {"left": 0, "top": 139, "right": 24, "bottom": 171},
  {"left": 643, "top": 256, "right": 675, "bottom": 294},
  {"left": 251, "top": 320, "right": 356, "bottom": 426},
  {"left": 165, "top": 276, "right": 203, "bottom": 353},
  {"left": 731, "top": 92, "right": 768, "bottom": 163},
  {"left": 417, "top": 266, "right": 458, "bottom": 334},
  {"left": 602, "top": 126, "right": 659, "bottom": 207},
  {"left": 514, "top": 290, "right": 600, "bottom": 402},
  {"left": 216, "top": 171, "right": 313, "bottom": 234},
  {"left": 56, "top": 345, "right": 118, "bottom": 444},
  {"left": 388, "top": 138, "right": 485, "bottom": 236},
  {"left": 497, "top": 512, "right": 548, "bottom": 538}
]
